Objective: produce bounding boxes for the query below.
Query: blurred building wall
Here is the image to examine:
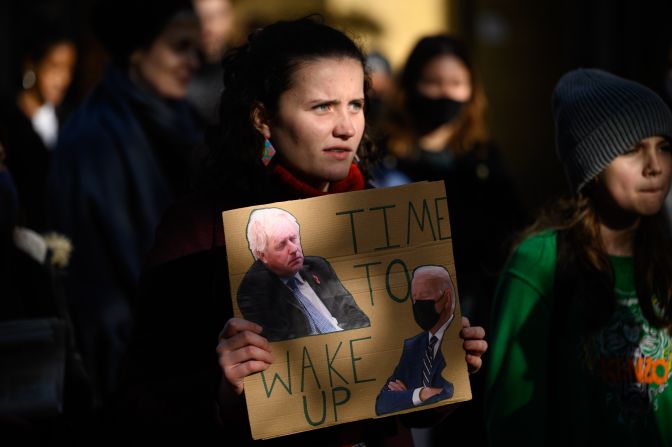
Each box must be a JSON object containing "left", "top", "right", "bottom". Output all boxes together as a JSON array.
[
  {"left": 326, "top": 0, "right": 449, "bottom": 71},
  {"left": 231, "top": 0, "right": 450, "bottom": 71}
]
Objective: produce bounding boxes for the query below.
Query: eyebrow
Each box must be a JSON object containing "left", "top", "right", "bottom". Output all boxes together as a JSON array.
[
  {"left": 307, "top": 99, "right": 338, "bottom": 106},
  {"left": 307, "top": 97, "right": 365, "bottom": 105}
]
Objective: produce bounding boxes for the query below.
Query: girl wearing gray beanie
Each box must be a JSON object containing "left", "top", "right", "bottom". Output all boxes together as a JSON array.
[{"left": 485, "top": 69, "right": 672, "bottom": 446}]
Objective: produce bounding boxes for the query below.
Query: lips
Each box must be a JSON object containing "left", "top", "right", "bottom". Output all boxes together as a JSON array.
[
  {"left": 640, "top": 186, "right": 664, "bottom": 193},
  {"left": 323, "top": 147, "right": 353, "bottom": 161},
  {"left": 289, "top": 256, "right": 304, "bottom": 266}
]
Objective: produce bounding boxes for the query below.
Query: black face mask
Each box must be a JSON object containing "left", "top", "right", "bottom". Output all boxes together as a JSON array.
[
  {"left": 413, "top": 299, "right": 441, "bottom": 331},
  {"left": 408, "top": 93, "right": 465, "bottom": 135}
]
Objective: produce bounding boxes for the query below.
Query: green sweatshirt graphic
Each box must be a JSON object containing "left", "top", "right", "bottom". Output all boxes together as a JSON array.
[{"left": 485, "top": 231, "right": 672, "bottom": 446}]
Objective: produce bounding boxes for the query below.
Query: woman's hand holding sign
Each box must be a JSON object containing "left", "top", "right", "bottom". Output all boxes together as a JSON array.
[
  {"left": 217, "top": 318, "right": 274, "bottom": 400},
  {"left": 460, "top": 316, "right": 487, "bottom": 374}
]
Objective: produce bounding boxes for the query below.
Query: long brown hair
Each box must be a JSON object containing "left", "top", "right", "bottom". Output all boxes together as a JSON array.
[
  {"left": 520, "top": 189, "right": 672, "bottom": 331},
  {"left": 386, "top": 34, "right": 488, "bottom": 159}
]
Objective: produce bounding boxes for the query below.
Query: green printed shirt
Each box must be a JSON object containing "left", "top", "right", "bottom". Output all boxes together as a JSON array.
[{"left": 485, "top": 231, "right": 672, "bottom": 446}]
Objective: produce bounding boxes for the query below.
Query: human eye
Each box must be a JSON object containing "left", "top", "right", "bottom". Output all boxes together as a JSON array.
[
  {"left": 420, "top": 77, "right": 441, "bottom": 87},
  {"left": 313, "top": 102, "right": 332, "bottom": 112},
  {"left": 658, "top": 141, "right": 672, "bottom": 152},
  {"left": 449, "top": 78, "right": 464, "bottom": 88},
  {"left": 349, "top": 100, "right": 364, "bottom": 112},
  {"left": 171, "top": 37, "right": 195, "bottom": 54}
]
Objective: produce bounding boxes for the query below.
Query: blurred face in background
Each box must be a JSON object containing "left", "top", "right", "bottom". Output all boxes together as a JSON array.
[
  {"left": 30, "top": 41, "right": 77, "bottom": 106},
  {"left": 417, "top": 54, "right": 472, "bottom": 102},
  {"left": 194, "top": 0, "right": 234, "bottom": 62},
  {"left": 130, "top": 14, "right": 200, "bottom": 99}
]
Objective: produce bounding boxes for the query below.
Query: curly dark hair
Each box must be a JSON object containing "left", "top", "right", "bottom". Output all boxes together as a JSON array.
[{"left": 201, "top": 16, "right": 376, "bottom": 195}]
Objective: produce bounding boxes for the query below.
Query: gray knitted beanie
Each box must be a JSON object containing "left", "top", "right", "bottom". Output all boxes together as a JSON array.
[{"left": 552, "top": 68, "right": 672, "bottom": 193}]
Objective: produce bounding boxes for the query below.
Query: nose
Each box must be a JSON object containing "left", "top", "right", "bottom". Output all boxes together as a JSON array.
[
  {"left": 49, "top": 73, "right": 70, "bottom": 100},
  {"left": 287, "top": 240, "right": 300, "bottom": 254},
  {"left": 439, "top": 84, "right": 455, "bottom": 99},
  {"left": 53, "top": 68, "right": 70, "bottom": 89},
  {"left": 333, "top": 109, "right": 357, "bottom": 140},
  {"left": 644, "top": 147, "right": 664, "bottom": 177},
  {"left": 436, "top": 81, "right": 472, "bottom": 103}
]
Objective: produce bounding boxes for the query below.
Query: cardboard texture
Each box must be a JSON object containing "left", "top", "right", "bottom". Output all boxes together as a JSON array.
[{"left": 223, "top": 181, "right": 471, "bottom": 439}]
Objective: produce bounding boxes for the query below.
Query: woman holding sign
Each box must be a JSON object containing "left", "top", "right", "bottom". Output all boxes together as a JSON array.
[{"left": 120, "top": 17, "right": 487, "bottom": 444}]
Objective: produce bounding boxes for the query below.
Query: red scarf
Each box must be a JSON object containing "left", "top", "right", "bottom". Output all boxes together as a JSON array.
[{"left": 271, "top": 162, "right": 366, "bottom": 198}]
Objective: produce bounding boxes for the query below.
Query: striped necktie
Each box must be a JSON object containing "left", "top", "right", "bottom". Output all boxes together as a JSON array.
[
  {"left": 286, "top": 277, "right": 339, "bottom": 334},
  {"left": 422, "top": 335, "right": 439, "bottom": 388}
]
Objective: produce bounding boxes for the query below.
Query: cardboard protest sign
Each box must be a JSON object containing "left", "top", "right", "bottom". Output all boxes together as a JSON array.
[{"left": 223, "top": 181, "right": 471, "bottom": 439}]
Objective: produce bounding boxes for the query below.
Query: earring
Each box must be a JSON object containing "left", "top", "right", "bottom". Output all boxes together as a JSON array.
[
  {"left": 22, "top": 70, "right": 36, "bottom": 90},
  {"left": 261, "top": 138, "right": 276, "bottom": 166}
]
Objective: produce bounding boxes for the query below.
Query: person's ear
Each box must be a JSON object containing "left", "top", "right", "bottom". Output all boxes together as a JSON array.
[
  {"left": 251, "top": 102, "right": 271, "bottom": 139},
  {"left": 258, "top": 250, "right": 268, "bottom": 265},
  {"left": 442, "top": 288, "right": 452, "bottom": 312}
]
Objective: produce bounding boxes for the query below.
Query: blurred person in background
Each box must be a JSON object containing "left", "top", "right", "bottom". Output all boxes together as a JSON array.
[
  {"left": 377, "top": 34, "right": 523, "bottom": 328},
  {"left": 365, "top": 50, "right": 394, "bottom": 132},
  {"left": 372, "top": 34, "right": 524, "bottom": 447},
  {"left": 47, "top": 0, "right": 203, "bottom": 409},
  {"left": 187, "top": 0, "right": 235, "bottom": 125},
  {"left": 1, "top": 25, "right": 77, "bottom": 231}
]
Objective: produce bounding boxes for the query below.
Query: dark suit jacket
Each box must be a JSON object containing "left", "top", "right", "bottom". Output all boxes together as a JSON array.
[
  {"left": 375, "top": 331, "right": 454, "bottom": 415},
  {"left": 237, "top": 256, "right": 370, "bottom": 341}
]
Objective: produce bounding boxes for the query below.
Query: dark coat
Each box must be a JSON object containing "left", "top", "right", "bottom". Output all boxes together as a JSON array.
[
  {"left": 47, "top": 65, "right": 202, "bottom": 401},
  {"left": 237, "top": 257, "right": 370, "bottom": 341},
  {"left": 0, "top": 103, "right": 52, "bottom": 231},
  {"left": 375, "top": 332, "right": 453, "bottom": 415},
  {"left": 118, "top": 167, "right": 445, "bottom": 444}
]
